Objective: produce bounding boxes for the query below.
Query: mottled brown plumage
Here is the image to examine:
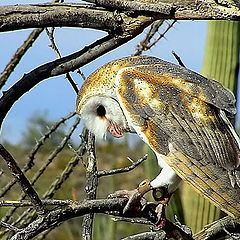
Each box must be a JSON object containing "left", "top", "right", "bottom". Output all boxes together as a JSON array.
[{"left": 77, "top": 56, "right": 240, "bottom": 218}]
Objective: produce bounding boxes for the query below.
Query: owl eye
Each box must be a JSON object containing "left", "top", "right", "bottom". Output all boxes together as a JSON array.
[{"left": 96, "top": 105, "right": 106, "bottom": 117}]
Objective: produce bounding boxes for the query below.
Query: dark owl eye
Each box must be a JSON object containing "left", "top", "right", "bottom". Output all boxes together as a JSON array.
[{"left": 96, "top": 105, "right": 106, "bottom": 117}]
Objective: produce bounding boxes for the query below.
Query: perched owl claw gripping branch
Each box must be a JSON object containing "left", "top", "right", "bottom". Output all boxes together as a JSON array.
[{"left": 76, "top": 56, "right": 240, "bottom": 219}]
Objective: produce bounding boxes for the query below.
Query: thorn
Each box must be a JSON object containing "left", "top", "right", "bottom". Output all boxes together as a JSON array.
[{"left": 127, "top": 157, "right": 134, "bottom": 164}]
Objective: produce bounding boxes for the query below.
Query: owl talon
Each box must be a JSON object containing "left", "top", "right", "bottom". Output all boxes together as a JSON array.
[
  {"left": 108, "top": 189, "right": 142, "bottom": 214},
  {"left": 108, "top": 179, "right": 153, "bottom": 214}
]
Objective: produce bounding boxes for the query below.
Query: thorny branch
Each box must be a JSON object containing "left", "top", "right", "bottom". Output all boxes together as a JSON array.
[
  {"left": 46, "top": 27, "right": 79, "bottom": 94},
  {"left": 98, "top": 154, "right": 147, "bottom": 177},
  {"left": 0, "top": 112, "right": 76, "bottom": 198},
  {"left": 0, "top": 197, "right": 193, "bottom": 240},
  {"left": 0, "top": 28, "right": 43, "bottom": 90},
  {"left": 0, "top": 145, "right": 46, "bottom": 215}
]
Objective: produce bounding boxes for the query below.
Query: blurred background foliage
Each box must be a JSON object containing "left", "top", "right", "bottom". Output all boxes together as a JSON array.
[{"left": 0, "top": 20, "right": 239, "bottom": 240}]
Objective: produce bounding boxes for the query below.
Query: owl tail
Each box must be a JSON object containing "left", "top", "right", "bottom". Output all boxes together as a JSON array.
[{"left": 167, "top": 144, "right": 240, "bottom": 219}]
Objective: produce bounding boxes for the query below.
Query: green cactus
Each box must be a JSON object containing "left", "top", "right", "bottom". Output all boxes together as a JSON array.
[{"left": 183, "top": 20, "right": 240, "bottom": 233}]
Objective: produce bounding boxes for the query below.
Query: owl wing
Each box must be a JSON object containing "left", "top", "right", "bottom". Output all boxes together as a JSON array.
[{"left": 115, "top": 63, "right": 240, "bottom": 218}]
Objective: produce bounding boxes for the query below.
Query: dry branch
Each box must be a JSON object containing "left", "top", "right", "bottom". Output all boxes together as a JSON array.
[
  {"left": 121, "top": 231, "right": 166, "bottom": 240},
  {"left": 4, "top": 197, "right": 193, "bottom": 240},
  {"left": 0, "top": 28, "right": 43, "bottom": 90},
  {"left": 82, "top": 132, "right": 97, "bottom": 240},
  {"left": 0, "top": 1, "right": 239, "bottom": 34},
  {"left": 98, "top": 154, "right": 147, "bottom": 177},
  {"left": 194, "top": 216, "right": 240, "bottom": 240},
  {"left": 0, "top": 145, "right": 46, "bottom": 215},
  {"left": 0, "top": 112, "right": 76, "bottom": 198},
  {"left": 46, "top": 27, "right": 79, "bottom": 93},
  {"left": 0, "top": 4, "right": 121, "bottom": 33}
]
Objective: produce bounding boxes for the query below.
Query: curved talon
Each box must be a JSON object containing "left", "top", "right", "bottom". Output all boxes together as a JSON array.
[
  {"left": 108, "top": 189, "right": 142, "bottom": 214},
  {"left": 108, "top": 179, "right": 153, "bottom": 214}
]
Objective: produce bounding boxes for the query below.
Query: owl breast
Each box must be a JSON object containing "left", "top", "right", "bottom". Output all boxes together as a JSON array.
[{"left": 79, "top": 95, "right": 133, "bottom": 139}]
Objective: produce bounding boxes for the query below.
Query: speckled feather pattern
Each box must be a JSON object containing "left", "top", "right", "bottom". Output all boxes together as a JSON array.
[{"left": 76, "top": 56, "right": 240, "bottom": 218}]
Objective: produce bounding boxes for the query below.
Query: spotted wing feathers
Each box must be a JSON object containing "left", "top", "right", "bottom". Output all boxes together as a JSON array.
[{"left": 115, "top": 61, "right": 240, "bottom": 218}]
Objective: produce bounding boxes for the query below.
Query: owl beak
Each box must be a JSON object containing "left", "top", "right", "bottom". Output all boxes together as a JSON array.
[{"left": 108, "top": 120, "right": 122, "bottom": 138}]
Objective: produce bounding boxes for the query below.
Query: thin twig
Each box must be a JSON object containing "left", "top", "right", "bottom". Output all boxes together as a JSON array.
[
  {"left": 0, "top": 199, "right": 79, "bottom": 207},
  {"left": 0, "top": 28, "right": 43, "bottom": 90},
  {"left": 0, "top": 145, "right": 46, "bottom": 215},
  {"left": 145, "top": 20, "right": 177, "bottom": 50},
  {"left": 0, "top": 221, "right": 20, "bottom": 232},
  {"left": 98, "top": 155, "right": 147, "bottom": 177},
  {"left": 134, "top": 20, "right": 177, "bottom": 56},
  {"left": 42, "top": 128, "right": 88, "bottom": 200},
  {"left": 46, "top": 27, "right": 79, "bottom": 94},
  {"left": 31, "top": 117, "right": 80, "bottom": 186},
  {"left": 172, "top": 50, "right": 186, "bottom": 67},
  {"left": 112, "top": 216, "right": 154, "bottom": 226},
  {"left": 134, "top": 20, "right": 164, "bottom": 56}
]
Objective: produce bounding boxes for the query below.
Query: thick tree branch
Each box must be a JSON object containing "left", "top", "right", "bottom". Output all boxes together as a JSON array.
[
  {"left": 82, "top": 132, "right": 97, "bottom": 240},
  {"left": 5, "top": 197, "right": 193, "bottom": 240},
  {"left": 92, "top": 0, "right": 240, "bottom": 20},
  {"left": 0, "top": 4, "right": 121, "bottom": 33},
  {"left": 194, "top": 216, "right": 240, "bottom": 240},
  {"left": 0, "top": 1, "right": 239, "bottom": 34}
]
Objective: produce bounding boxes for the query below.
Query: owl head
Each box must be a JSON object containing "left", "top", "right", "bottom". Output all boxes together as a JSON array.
[
  {"left": 77, "top": 94, "right": 129, "bottom": 139},
  {"left": 76, "top": 58, "right": 137, "bottom": 139}
]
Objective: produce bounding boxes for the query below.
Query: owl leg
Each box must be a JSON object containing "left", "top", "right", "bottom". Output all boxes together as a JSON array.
[
  {"left": 148, "top": 164, "right": 181, "bottom": 227},
  {"left": 151, "top": 160, "right": 182, "bottom": 194}
]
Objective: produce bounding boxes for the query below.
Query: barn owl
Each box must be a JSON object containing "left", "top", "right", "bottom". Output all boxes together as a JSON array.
[{"left": 76, "top": 56, "right": 240, "bottom": 219}]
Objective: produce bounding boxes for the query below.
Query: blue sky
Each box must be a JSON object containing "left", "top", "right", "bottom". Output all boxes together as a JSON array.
[{"left": 0, "top": 5, "right": 208, "bottom": 144}]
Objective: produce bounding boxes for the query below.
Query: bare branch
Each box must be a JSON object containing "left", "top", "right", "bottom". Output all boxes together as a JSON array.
[
  {"left": 93, "top": 0, "right": 240, "bottom": 20},
  {"left": 42, "top": 128, "right": 88, "bottom": 200},
  {"left": 172, "top": 50, "right": 186, "bottom": 67},
  {"left": 31, "top": 117, "right": 80, "bottom": 186},
  {"left": 46, "top": 27, "right": 79, "bottom": 93},
  {"left": 82, "top": 131, "right": 97, "bottom": 240},
  {"left": 134, "top": 20, "right": 164, "bottom": 56},
  {"left": 0, "top": 199, "right": 78, "bottom": 208},
  {"left": 9, "top": 198, "right": 129, "bottom": 240},
  {"left": 98, "top": 155, "right": 147, "bottom": 177},
  {"left": 0, "top": 28, "right": 43, "bottom": 90},
  {"left": 0, "top": 145, "right": 46, "bottom": 215},
  {"left": 0, "top": 4, "right": 121, "bottom": 33},
  {"left": 194, "top": 216, "right": 240, "bottom": 240},
  {"left": 121, "top": 231, "right": 166, "bottom": 240},
  {"left": 112, "top": 216, "right": 154, "bottom": 226},
  {"left": 0, "top": 221, "right": 20, "bottom": 232}
]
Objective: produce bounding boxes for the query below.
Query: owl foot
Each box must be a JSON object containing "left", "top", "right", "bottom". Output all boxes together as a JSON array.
[
  {"left": 108, "top": 179, "right": 152, "bottom": 214},
  {"left": 108, "top": 189, "right": 144, "bottom": 214}
]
